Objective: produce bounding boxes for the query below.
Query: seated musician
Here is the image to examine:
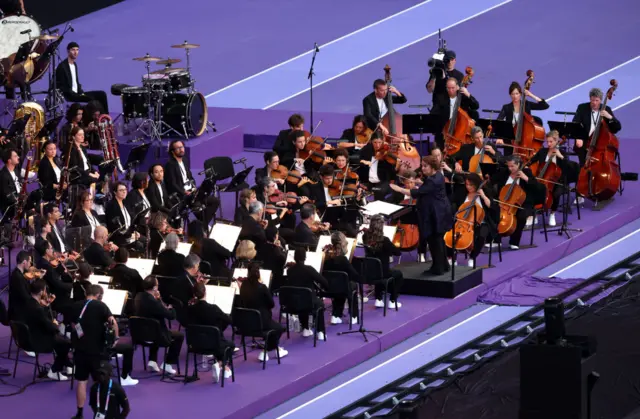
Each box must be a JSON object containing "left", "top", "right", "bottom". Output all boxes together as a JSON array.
[
  {"left": 258, "top": 225, "right": 287, "bottom": 291},
  {"left": 109, "top": 248, "right": 143, "bottom": 296},
  {"left": 273, "top": 113, "right": 304, "bottom": 159},
  {"left": 255, "top": 151, "right": 286, "bottom": 188},
  {"left": 527, "top": 130, "right": 572, "bottom": 227},
  {"left": 496, "top": 81, "right": 549, "bottom": 155},
  {"left": 38, "top": 141, "right": 66, "bottom": 202},
  {"left": 490, "top": 155, "right": 542, "bottom": 250},
  {"left": 234, "top": 188, "right": 257, "bottom": 226},
  {"left": 331, "top": 148, "right": 366, "bottom": 207},
  {"left": 358, "top": 134, "right": 396, "bottom": 201},
  {"left": 34, "top": 240, "right": 73, "bottom": 316},
  {"left": 432, "top": 78, "right": 480, "bottom": 150},
  {"left": 322, "top": 232, "right": 360, "bottom": 324},
  {"left": 43, "top": 203, "right": 72, "bottom": 254},
  {"left": 286, "top": 247, "right": 328, "bottom": 340},
  {"left": 572, "top": 87, "right": 622, "bottom": 168},
  {"left": 362, "top": 79, "right": 407, "bottom": 135},
  {"left": 447, "top": 173, "right": 498, "bottom": 267},
  {"left": 22, "top": 280, "right": 72, "bottom": 380},
  {"left": 81, "top": 100, "right": 104, "bottom": 150},
  {"left": 172, "top": 254, "right": 206, "bottom": 309},
  {"left": 154, "top": 233, "right": 185, "bottom": 279},
  {"left": 338, "top": 115, "right": 370, "bottom": 155},
  {"left": 294, "top": 204, "right": 330, "bottom": 250},
  {"left": 187, "top": 282, "right": 234, "bottom": 382},
  {"left": 361, "top": 215, "right": 404, "bottom": 308},
  {"left": 133, "top": 276, "right": 184, "bottom": 375},
  {"left": 68, "top": 126, "right": 101, "bottom": 187},
  {"left": 146, "top": 164, "right": 175, "bottom": 217},
  {"left": 8, "top": 250, "right": 34, "bottom": 322},
  {"left": 125, "top": 172, "right": 153, "bottom": 239},
  {"left": 58, "top": 103, "right": 84, "bottom": 153},
  {"left": 310, "top": 164, "right": 358, "bottom": 238},
  {"left": 71, "top": 191, "right": 102, "bottom": 237},
  {"left": 164, "top": 140, "right": 220, "bottom": 226},
  {"left": 280, "top": 130, "right": 320, "bottom": 198},
  {"left": 188, "top": 219, "right": 232, "bottom": 278},
  {"left": 451, "top": 126, "right": 501, "bottom": 172},
  {"left": 0, "top": 148, "right": 21, "bottom": 220},
  {"left": 260, "top": 177, "right": 303, "bottom": 232},
  {"left": 84, "top": 226, "right": 117, "bottom": 270},
  {"left": 239, "top": 201, "right": 268, "bottom": 250},
  {"left": 105, "top": 182, "right": 142, "bottom": 250},
  {"left": 233, "top": 240, "right": 257, "bottom": 271},
  {"left": 55, "top": 42, "right": 109, "bottom": 112}
]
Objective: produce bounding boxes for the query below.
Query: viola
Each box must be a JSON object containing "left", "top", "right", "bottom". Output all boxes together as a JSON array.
[
  {"left": 443, "top": 66, "right": 476, "bottom": 156},
  {"left": 576, "top": 79, "right": 621, "bottom": 202},
  {"left": 337, "top": 127, "right": 374, "bottom": 148},
  {"left": 444, "top": 179, "right": 489, "bottom": 252},
  {"left": 497, "top": 163, "right": 527, "bottom": 236},
  {"left": 511, "top": 70, "right": 545, "bottom": 162}
]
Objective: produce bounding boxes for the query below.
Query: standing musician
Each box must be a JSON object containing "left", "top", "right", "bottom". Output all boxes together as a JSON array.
[
  {"left": 310, "top": 164, "right": 358, "bottom": 238},
  {"left": 363, "top": 79, "right": 407, "bottom": 134},
  {"left": 273, "top": 114, "right": 304, "bottom": 159},
  {"left": 432, "top": 77, "right": 480, "bottom": 150},
  {"left": 0, "top": 148, "right": 21, "bottom": 220},
  {"left": 68, "top": 126, "right": 101, "bottom": 186},
  {"left": 427, "top": 50, "right": 464, "bottom": 111},
  {"left": 164, "top": 140, "right": 219, "bottom": 227},
  {"left": 38, "top": 141, "right": 66, "bottom": 202},
  {"left": 572, "top": 87, "right": 622, "bottom": 168},
  {"left": 105, "top": 182, "right": 142, "bottom": 250},
  {"left": 390, "top": 156, "right": 452, "bottom": 275},
  {"left": 55, "top": 42, "right": 109, "bottom": 113},
  {"left": 496, "top": 81, "right": 549, "bottom": 154},
  {"left": 358, "top": 134, "right": 396, "bottom": 202}
]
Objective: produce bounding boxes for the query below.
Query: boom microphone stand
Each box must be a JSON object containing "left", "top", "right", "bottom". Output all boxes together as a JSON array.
[{"left": 308, "top": 43, "right": 320, "bottom": 130}]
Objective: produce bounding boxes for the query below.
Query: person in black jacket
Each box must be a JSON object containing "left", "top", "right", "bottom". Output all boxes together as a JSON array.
[
  {"left": 188, "top": 220, "right": 232, "bottom": 278},
  {"left": 426, "top": 50, "right": 464, "bottom": 112},
  {"left": 279, "top": 130, "right": 322, "bottom": 198},
  {"left": 68, "top": 126, "right": 102, "bottom": 187},
  {"left": 257, "top": 225, "right": 287, "bottom": 291},
  {"left": 72, "top": 263, "right": 94, "bottom": 302},
  {"left": 239, "top": 201, "right": 268, "bottom": 249},
  {"left": 337, "top": 115, "right": 369, "bottom": 156},
  {"left": 432, "top": 77, "right": 481, "bottom": 150},
  {"left": 187, "top": 281, "right": 234, "bottom": 383},
  {"left": 0, "top": 147, "right": 21, "bottom": 219},
  {"left": 572, "top": 87, "right": 622, "bottom": 168},
  {"left": 358, "top": 135, "right": 396, "bottom": 201},
  {"left": 362, "top": 79, "right": 407, "bottom": 132},
  {"left": 322, "top": 232, "right": 361, "bottom": 324},
  {"left": 124, "top": 173, "right": 152, "bottom": 232},
  {"left": 285, "top": 247, "right": 328, "bottom": 339},
  {"left": 362, "top": 215, "right": 404, "bottom": 308},
  {"left": 239, "top": 263, "right": 287, "bottom": 361},
  {"left": 234, "top": 188, "right": 256, "bottom": 226},
  {"left": 171, "top": 253, "right": 200, "bottom": 308},
  {"left": 272, "top": 113, "right": 304, "bottom": 159},
  {"left": 8, "top": 250, "right": 32, "bottom": 321},
  {"left": 38, "top": 141, "right": 65, "bottom": 202},
  {"left": 154, "top": 232, "right": 186, "bottom": 278},
  {"left": 105, "top": 182, "right": 142, "bottom": 250},
  {"left": 88, "top": 362, "right": 131, "bottom": 419},
  {"left": 55, "top": 42, "right": 109, "bottom": 112},
  {"left": 35, "top": 240, "right": 73, "bottom": 317},
  {"left": 109, "top": 248, "right": 143, "bottom": 296},
  {"left": 133, "top": 276, "right": 184, "bottom": 375},
  {"left": 84, "top": 226, "right": 116, "bottom": 270},
  {"left": 43, "top": 203, "right": 72, "bottom": 255},
  {"left": 450, "top": 126, "right": 502, "bottom": 173},
  {"left": 146, "top": 164, "right": 176, "bottom": 219},
  {"left": 71, "top": 190, "right": 103, "bottom": 238},
  {"left": 254, "top": 151, "right": 286, "bottom": 189},
  {"left": 293, "top": 204, "right": 329, "bottom": 250}
]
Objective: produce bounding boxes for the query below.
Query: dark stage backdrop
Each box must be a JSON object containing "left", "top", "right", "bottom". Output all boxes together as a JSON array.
[{"left": 26, "top": 0, "right": 125, "bottom": 29}]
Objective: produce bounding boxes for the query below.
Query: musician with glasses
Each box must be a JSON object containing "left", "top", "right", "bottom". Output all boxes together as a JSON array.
[{"left": 56, "top": 42, "right": 109, "bottom": 113}]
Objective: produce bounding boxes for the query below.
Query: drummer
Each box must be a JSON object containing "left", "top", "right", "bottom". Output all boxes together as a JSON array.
[{"left": 55, "top": 42, "right": 109, "bottom": 112}]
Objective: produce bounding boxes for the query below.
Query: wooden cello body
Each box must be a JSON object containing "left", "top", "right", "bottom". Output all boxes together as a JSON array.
[
  {"left": 444, "top": 198, "right": 486, "bottom": 252},
  {"left": 497, "top": 170, "right": 527, "bottom": 236},
  {"left": 443, "top": 67, "right": 476, "bottom": 156},
  {"left": 392, "top": 198, "right": 420, "bottom": 251},
  {"left": 577, "top": 80, "right": 621, "bottom": 202},
  {"left": 512, "top": 70, "right": 545, "bottom": 162}
]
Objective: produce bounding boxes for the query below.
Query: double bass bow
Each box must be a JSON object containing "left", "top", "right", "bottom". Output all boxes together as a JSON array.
[
  {"left": 576, "top": 79, "right": 620, "bottom": 202},
  {"left": 512, "top": 70, "right": 545, "bottom": 162},
  {"left": 443, "top": 66, "right": 476, "bottom": 156}
]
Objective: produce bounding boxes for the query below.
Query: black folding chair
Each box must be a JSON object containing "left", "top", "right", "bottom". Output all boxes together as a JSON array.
[
  {"left": 10, "top": 321, "right": 59, "bottom": 382},
  {"left": 232, "top": 307, "right": 282, "bottom": 370},
  {"left": 321, "top": 270, "right": 358, "bottom": 330},
  {"left": 128, "top": 316, "right": 179, "bottom": 380},
  {"left": 278, "top": 286, "right": 326, "bottom": 347},
  {"left": 353, "top": 256, "right": 397, "bottom": 316},
  {"left": 184, "top": 325, "right": 235, "bottom": 387}
]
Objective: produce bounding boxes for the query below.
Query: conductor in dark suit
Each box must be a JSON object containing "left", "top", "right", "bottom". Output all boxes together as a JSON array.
[
  {"left": 362, "top": 79, "right": 407, "bottom": 133},
  {"left": 390, "top": 156, "right": 452, "bottom": 275},
  {"left": 55, "top": 42, "right": 109, "bottom": 112},
  {"left": 431, "top": 78, "right": 480, "bottom": 150},
  {"left": 572, "top": 87, "right": 622, "bottom": 167}
]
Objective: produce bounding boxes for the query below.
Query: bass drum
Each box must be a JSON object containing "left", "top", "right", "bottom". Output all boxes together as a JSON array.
[
  {"left": 162, "top": 92, "right": 207, "bottom": 137},
  {"left": 0, "top": 15, "right": 41, "bottom": 61}
]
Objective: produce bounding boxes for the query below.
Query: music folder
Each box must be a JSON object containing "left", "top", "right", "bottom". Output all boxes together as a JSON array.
[
  {"left": 402, "top": 113, "right": 443, "bottom": 135},
  {"left": 362, "top": 201, "right": 404, "bottom": 218},
  {"left": 477, "top": 118, "right": 514, "bottom": 141},
  {"left": 284, "top": 250, "right": 324, "bottom": 276},
  {"left": 205, "top": 285, "right": 235, "bottom": 314},
  {"left": 317, "top": 235, "right": 357, "bottom": 259},
  {"left": 547, "top": 121, "right": 584, "bottom": 140},
  {"left": 232, "top": 268, "right": 272, "bottom": 291},
  {"left": 101, "top": 289, "right": 128, "bottom": 316},
  {"left": 357, "top": 224, "right": 397, "bottom": 246},
  {"left": 209, "top": 223, "right": 241, "bottom": 252},
  {"left": 125, "top": 258, "right": 155, "bottom": 279}
]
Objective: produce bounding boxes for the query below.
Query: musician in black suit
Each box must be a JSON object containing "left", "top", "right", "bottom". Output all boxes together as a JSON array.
[
  {"left": 43, "top": 203, "right": 70, "bottom": 254},
  {"left": 432, "top": 78, "right": 480, "bottom": 150},
  {"left": 362, "top": 79, "right": 407, "bottom": 133},
  {"left": 105, "top": 182, "right": 140, "bottom": 248},
  {"left": 338, "top": 115, "right": 370, "bottom": 160},
  {"left": 83, "top": 226, "right": 115, "bottom": 270},
  {"left": 497, "top": 81, "right": 549, "bottom": 155},
  {"left": 34, "top": 240, "right": 73, "bottom": 316},
  {"left": 8, "top": 250, "right": 32, "bottom": 321},
  {"left": 450, "top": 126, "right": 502, "bottom": 172},
  {"left": 171, "top": 254, "right": 201, "bottom": 309},
  {"left": 133, "top": 276, "right": 184, "bottom": 375},
  {"left": 55, "top": 42, "right": 109, "bottom": 112},
  {"left": 254, "top": 151, "right": 286, "bottom": 189},
  {"left": 358, "top": 135, "right": 396, "bottom": 201},
  {"left": 38, "top": 141, "right": 65, "bottom": 202},
  {"left": 322, "top": 232, "right": 361, "bottom": 322},
  {"left": 280, "top": 130, "right": 320, "bottom": 198},
  {"left": 68, "top": 126, "right": 101, "bottom": 187},
  {"left": 234, "top": 188, "right": 256, "bottom": 226},
  {"left": 273, "top": 113, "right": 304, "bottom": 159},
  {"left": 293, "top": 204, "right": 329, "bottom": 250},
  {"left": 390, "top": 156, "right": 452, "bottom": 275},
  {"left": 146, "top": 164, "right": 172, "bottom": 214},
  {"left": 572, "top": 87, "right": 622, "bottom": 168},
  {"left": 310, "top": 164, "right": 358, "bottom": 238},
  {"left": 239, "top": 201, "right": 268, "bottom": 249},
  {"left": 71, "top": 190, "right": 102, "bottom": 239},
  {"left": 188, "top": 219, "right": 232, "bottom": 278},
  {"left": 109, "top": 248, "right": 143, "bottom": 296},
  {"left": 125, "top": 173, "right": 152, "bottom": 241},
  {"left": 426, "top": 50, "right": 464, "bottom": 112},
  {"left": 0, "top": 148, "right": 21, "bottom": 220},
  {"left": 154, "top": 233, "right": 186, "bottom": 280}
]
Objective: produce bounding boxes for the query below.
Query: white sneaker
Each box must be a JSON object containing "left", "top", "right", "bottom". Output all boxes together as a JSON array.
[
  {"left": 26, "top": 235, "right": 35, "bottom": 246},
  {"left": 485, "top": 243, "right": 498, "bottom": 248},
  {"left": 549, "top": 213, "right": 557, "bottom": 226},
  {"left": 330, "top": 316, "right": 342, "bottom": 325},
  {"left": 147, "top": 361, "right": 160, "bottom": 372},
  {"left": 223, "top": 368, "right": 232, "bottom": 379},
  {"left": 418, "top": 254, "right": 426, "bottom": 263},
  {"left": 212, "top": 363, "right": 221, "bottom": 383},
  {"left": 467, "top": 259, "right": 475, "bottom": 268},
  {"left": 258, "top": 351, "right": 269, "bottom": 362},
  {"left": 374, "top": 299, "right": 384, "bottom": 308},
  {"left": 525, "top": 216, "right": 533, "bottom": 227},
  {"left": 351, "top": 317, "right": 358, "bottom": 325},
  {"left": 301, "top": 329, "right": 313, "bottom": 338},
  {"left": 275, "top": 347, "right": 288, "bottom": 358},
  {"left": 510, "top": 245, "right": 520, "bottom": 250},
  {"left": 317, "top": 332, "right": 326, "bottom": 341},
  {"left": 574, "top": 196, "right": 585, "bottom": 205},
  {"left": 362, "top": 296, "right": 369, "bottom": 303},
  {"left": 447, "top": 258, "right": 458, "bottom": 266},
  {"left": 65, "top": 367, "right": 73, "bottom": 375},
  {"left": 120, "top": 375, "right": 138, "bottom": 386},
  {"left": 47, "top": 369, "right": 68, "bottom": 381},
  {"left": 160, "top": 362, "right": 176, "bottom": 375},
  {"left": 388, "top": 301, "right": 402, "bottom": 309},
  {"left": 24, "top": 351, "right": 35, "bottom": 357}
]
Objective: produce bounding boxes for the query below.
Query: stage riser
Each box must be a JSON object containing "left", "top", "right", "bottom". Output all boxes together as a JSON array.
[{"left": 395, "top": 262, "right": 484, "bottom": 298}]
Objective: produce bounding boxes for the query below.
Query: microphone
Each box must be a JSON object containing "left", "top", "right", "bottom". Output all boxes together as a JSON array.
[
  {"left": 20, "top": 29, "right": 32, "bottom": 35},
  {"left": 314, "top": 42, "right": 320, "bottom": 53},
  {"left": 233, "top": 158, "right": 246, "bottom": 164}
]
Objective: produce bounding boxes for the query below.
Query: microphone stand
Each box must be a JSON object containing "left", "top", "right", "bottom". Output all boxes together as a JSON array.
[{"left": 308, "top": 43, "right": 319, "bottom": 131}]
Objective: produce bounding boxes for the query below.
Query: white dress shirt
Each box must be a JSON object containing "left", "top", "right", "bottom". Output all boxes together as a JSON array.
[
  {"left": 178, "top": 161, "right": 192, "bottom": 191},
  {"left": 9, "top": 170, "right": 20, "bottom": 193},
  {"left": 449, "top": 97, "right": 457, "bottom": 119},
  {"left": 376, "top": 97, "right": 388, "bottom": 119},
  {"left": 589, "top": 110, "right": 599, "bottom": 136},
  {"left": 69, "top": 62, "right": 78, "bottom": 93},
  {"left": 52, "top": 223, "right": 66, "bottom": 253},
  {"left": 369, "top": 158, "right": 380, "bottom": 183}
]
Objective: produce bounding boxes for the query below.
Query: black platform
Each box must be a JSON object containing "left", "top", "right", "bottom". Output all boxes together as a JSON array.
[{"left": 395, "top": 262, "right": 483, "bottom": 298}]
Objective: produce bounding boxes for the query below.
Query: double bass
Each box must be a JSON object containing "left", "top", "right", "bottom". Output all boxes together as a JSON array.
[
  {"left": 512, "top": 70, "right": 545, "bottom": 162},
  {"left": 381, "top": 65, "right": 420, "bottom": 170},
  {"left": 443, "top": 66, "right": 476, "bottom": 156},
  {"left": 576, "top": 80, "right": 620, "bottom": 202}
]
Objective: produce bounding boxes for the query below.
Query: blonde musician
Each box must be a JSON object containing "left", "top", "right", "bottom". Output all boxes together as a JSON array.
[
  {"left": 362, "top": 79, "right": 407, "bottom": 134},
  {"left": 38, "top": 141, "right": 65, "bottom": 202}
]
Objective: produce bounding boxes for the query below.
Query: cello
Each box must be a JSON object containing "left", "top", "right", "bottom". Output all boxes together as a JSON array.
[
  {"left": 496, "top": 162, "right": 527, "bottom": 236},
  {"left": 512, "top": 70, "right": 545, "bottom": 162},
  {"left": 530, "top": 138, "right": 564, "bottom": 210},
  {"left": 444, "top": 179, "right": 489, "bottom": 252},
  {"left": 576, "top": 80, "right": 620, "bottom": 202},
  {"left": 381, "top": 65, "right": 420, "bottom": 170},
  {"left": 443, "top": 66, "right": 476, "bottom": 156},
  {"left": 391, "top": 176, "right": 420, "bottom": 251}
]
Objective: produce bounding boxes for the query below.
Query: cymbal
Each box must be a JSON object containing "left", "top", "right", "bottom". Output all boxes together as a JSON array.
[
  {"left": 36, "top": 34, "right": 60, "bottom": 41},
  {"left": 133, "top": 55, "right": 163, "bottom": 62},
  {"left": 151, "top": 67, "right": 186, "bottom": 75},
  {"left": 156, "top": 58, "right": 181, "bottom": 65},
  {"left": 171, "top": 42, "right": 200, "bottom": 49}
]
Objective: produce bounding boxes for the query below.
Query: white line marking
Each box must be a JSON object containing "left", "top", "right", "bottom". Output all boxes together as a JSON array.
[
  {"left": 613, "top": 95, "right": 640, "bottom": 111},
  {"left": 262, "top": 0, "right": 512, "bottom": 110},
  {"left": 205, "top": 0, "right": 436, "bottom": 98},
  {"left": 546, "top": 55, "right": 640, "bottom": 102},
  {"left": 275, "top": 305, "right": 497, "bottom": 419},
  {"left": 550, "top": 228, "right": 640, "bottom": 277}
]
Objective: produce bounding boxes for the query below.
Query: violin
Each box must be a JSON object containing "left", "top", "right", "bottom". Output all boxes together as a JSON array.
[
  {"left": 270, "top": 164, "right": 316, "bottom": 187},
  {"left": 497, "top": 163, "right": 527, "bottom": 236},
  {"left": 444, "top": 179, "right": 489, "bottom": 252},
  {"left": 39, "top": 289, "right": 56, "bottom": 307},
  {"left": 24, "top": 267, "right": 46, "bottom": 281},
  {"left": 443, "top": 66, "right": 476, "bottom": 156},
  {"left": 511, "top": 70, "right": 545, "bottom": 162},
  {"left": 310, "top": 221, "right": 331, "bottom": 234},
  {"left": 329, "top": 167, "right": 361, "bottom": 198},
  {"left": 103, "top": 241, "right": 118, "bottom": 252}
]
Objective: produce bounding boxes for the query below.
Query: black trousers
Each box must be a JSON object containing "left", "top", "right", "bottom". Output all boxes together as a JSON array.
[
  {"left": 426, "top": 233, "right": 448, "bottom": 275},
  {"left": 298, "top": 297, "right": 326, "bottom": 332},
  {"left": 332, "top": 283, "right": 359, "bottom": 318},
  {"left": 508, "top": 208, "right": 530, "bottom": 247},
  {"left": 149, "top": 330, "right": 184, "bottom": 365},
  {"left": 262, "top": 319, "right": 285, "bottom": 351},
  {"left": 550, "top": 184, "right": 564, "bottom": 212},
  {"left": 375, "top": 269, "right": 404, "bottom": 301},
  {"left": 113, "top": 341, "right": 134, "bottom": 378},
  {"left": 64, "top": 91, "right": 109, "bottom": 113},
  {"left": 50, "top": 335, "right": 72, "bottom": 372}
]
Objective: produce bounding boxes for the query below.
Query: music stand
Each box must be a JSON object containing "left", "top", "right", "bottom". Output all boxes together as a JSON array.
[
  {"left": 477, "top": 118, "right": 514, "bottom": 142},
  {"left": 65, "top": 226, "right": 93, "bottom": 255},
  {"left": 124, "top": 143, "right": 151, "bottom": 174},
  {"left": 219, "top": 165, "right": 253, "bottom": 219},
  {"left": 403, "top": 113, "right": 442, "bottom": 155},
  {"left": 548, "top": 121, "right": 584, "bottom": 143},
  {"left": 35, "top": 116, "right": 63, "bottom": 139}
]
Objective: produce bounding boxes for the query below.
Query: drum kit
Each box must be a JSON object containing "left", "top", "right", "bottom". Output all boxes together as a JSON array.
[{"left": 123, "top": 41, "right": 208, "bottom": 141}]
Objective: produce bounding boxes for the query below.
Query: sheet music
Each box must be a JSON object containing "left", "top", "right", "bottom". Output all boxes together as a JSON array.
[
  {"left": 125, "top": 258, "right": 155, "bottom": 279},
  {"left": 357, "top": 224, "right": 397, "bottom": 246},
  {"left": 283, "top": 250, "right": 324, "bottom": 275},
  {"left": 316, "top": 235, "right": 357, "bottom": 258},
  {"left": 232, "top": 268, "right": 272, "bottom": 289},
  {"left": 362, "top": 201, "right": 403, "bottom": 216},
  {"left": 101, "top": 289, "right": 128, "bottom": 316},
  {"left": 88, "top": 275, "right": 112, "bottom": 286},
  {"left": 210, "top": 223, "right": 241, "bottom": 253},
  {"left": 204, "top": 285, "right": 235, "bottom": 315},
  {"left": 157, "top": 242, "right": 193, "bottom": 261}
]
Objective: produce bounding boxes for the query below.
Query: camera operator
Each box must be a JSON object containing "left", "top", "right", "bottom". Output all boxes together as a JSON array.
[
  {"left": 89, "top": 361, "right": 131, "bottom": 419},
  {"left": 70, "top": 284, "right": 137, "bottom": 419},
  {"left": 426, "top": 50, "right": 463, "bottom": 112}
]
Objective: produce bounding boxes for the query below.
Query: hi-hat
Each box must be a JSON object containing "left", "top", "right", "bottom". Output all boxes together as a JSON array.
[
  {"left": 171, "top": 42, "right": 200, "bottom": 49},
  {"left": 151, "top": 67, "right": 186, "bottom": 75},
  {"left": 133, "top": 55, "right": 163, "bottom": 62},
  {"left": 36, "top": 34, "right": 60, "bottom": 41},
  {"left": 156, "top": 58, "right": 181, "bottom": 65}
]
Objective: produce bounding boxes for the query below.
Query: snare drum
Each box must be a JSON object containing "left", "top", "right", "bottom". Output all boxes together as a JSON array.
[
  {"left": 168, "top": 70, "right": 192, "bottom": 92},
  {"left": 162, "top": 92, "right": 207, "bottom": 137},
  {"left": 121, "top": 87, "right": 149, "bottom": 120}
]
